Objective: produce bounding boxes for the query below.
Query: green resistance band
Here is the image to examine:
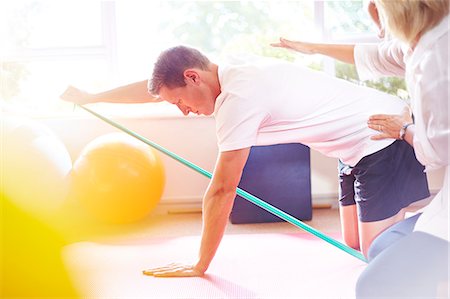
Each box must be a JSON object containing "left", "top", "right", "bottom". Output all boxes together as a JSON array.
[{"left": 77, "top": 104, "right": 367, "bottom": 263}]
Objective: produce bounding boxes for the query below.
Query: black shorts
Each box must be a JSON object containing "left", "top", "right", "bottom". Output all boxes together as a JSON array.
[{"left": 338, "top": 140, "right": 430, "bottom": 222}]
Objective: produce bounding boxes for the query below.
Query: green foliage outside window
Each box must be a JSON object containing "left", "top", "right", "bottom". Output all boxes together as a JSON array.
[
  {"left": 335, "top": 62, "right": 408, "bottom": 99},
  {"left": 2, "top": 0, "right": 409, "bottom": 106},
  {"left": 1, "top": 62, "right": 29, "bottom": 101},
  {"left": 1, "top": 1, "right": 40, "bottom": 102},
  {"left": 159, "top": 1, "right": 408, "bottom": 100}
]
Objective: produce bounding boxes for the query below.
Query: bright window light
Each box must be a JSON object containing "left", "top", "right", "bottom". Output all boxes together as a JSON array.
[{"left": 1, "top": 0, "right": 405, "bottom": 118}]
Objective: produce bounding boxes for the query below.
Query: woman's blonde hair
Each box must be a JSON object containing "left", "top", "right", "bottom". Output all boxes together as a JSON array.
[{"left": 375, "top": 0, "right": 449, "bottom": 45}]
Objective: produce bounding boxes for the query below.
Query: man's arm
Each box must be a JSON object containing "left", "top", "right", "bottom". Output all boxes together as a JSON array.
[
  {"left": 143, "top": 148, "right": 251, "bottom": 277},
  {"left": 60, "top": 80, "right": 160, "bottom": 105}
]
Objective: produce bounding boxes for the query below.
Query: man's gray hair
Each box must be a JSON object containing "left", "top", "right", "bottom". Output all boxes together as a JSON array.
[{"left": 148, "top": 45, "right": 211, "bottom": 95}]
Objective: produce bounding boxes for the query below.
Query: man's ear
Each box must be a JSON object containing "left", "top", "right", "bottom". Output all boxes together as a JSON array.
[{"left": 183, "top": 69, "right": 200, "bottom": 85}]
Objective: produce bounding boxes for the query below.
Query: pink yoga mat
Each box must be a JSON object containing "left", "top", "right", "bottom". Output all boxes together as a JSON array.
[{"left": 64, "top": 233, "right": 365, "bottom": 298}]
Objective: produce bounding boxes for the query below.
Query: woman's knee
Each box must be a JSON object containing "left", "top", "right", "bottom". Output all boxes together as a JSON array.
[
  {"left": 355, "top": 270, "right": 372, "bottom": 298},
  {"left": 366, "top": 213, "right": 421, "bottom": 261}
]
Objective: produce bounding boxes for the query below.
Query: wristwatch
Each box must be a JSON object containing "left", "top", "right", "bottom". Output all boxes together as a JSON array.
[{"left": 399, "top": 123, "right": 414, "bottom": 140}]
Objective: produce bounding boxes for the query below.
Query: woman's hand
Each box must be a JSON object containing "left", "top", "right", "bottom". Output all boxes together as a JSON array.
[
  {"left": 368, "top": 107, "right": 413, "bottom": 140},
  {"left": 270, "top": 38, "right": 317, "bottom": 55},
  {"left": 367, "top": 0, "right": 385, "bottom": 39}
]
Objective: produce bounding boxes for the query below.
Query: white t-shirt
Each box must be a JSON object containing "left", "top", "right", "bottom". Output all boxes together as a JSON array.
[
  {"left": 354, "top": 16, "right": 449, "bottom": 240},
  {"left": 213, "top": 56, "right": 406, "bottom": 167}
]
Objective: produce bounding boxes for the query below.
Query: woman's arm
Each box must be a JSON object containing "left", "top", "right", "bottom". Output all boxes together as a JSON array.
[
  {"left": 368, "top": 107, "right": 414, "bottom": 145},
  {"left": 271, "top": 38, "right": 356, "bottom": 64}
]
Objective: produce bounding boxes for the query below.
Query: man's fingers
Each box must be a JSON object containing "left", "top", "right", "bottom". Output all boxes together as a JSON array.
[
  {"left": 142, "top": 270, "right": 155, "bottom": 276},
  {"left": 143, "top": 268, "right": 181, "bottom": 276},
  {"left": 143, "top": 263, "right": 193, "bottom": 276},
  {"left": 143, "top": 264, "right": 180, "bottom": 274},
  {"left": 60, "top": 87, "right": 73, "bottom": 99},
  {"left": 143, "top": 262, "right": 203, "bottom": 277},
  {"left": 143, "top": 266, "right": 175, "bottom": 275},
  {"left": 152, "top": 269, "right": 195, "bottom": 277}
]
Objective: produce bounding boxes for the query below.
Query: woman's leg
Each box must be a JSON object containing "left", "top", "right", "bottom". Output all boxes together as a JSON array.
[{"left": 356, "top": 231, "right": 449, "bottom": 298}]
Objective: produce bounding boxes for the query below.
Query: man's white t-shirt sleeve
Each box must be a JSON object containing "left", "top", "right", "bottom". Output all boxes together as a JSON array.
[{"left": 215, "top": 94, "right": 270, "bottom": 152}]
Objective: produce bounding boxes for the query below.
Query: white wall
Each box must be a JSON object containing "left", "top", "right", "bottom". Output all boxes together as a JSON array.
[{"left": 41, "top": 115, "right": 445, "bottom": 211}]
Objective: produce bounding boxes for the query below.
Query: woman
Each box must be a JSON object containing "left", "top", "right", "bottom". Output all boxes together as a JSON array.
[
  {"left": 272, "top": 0, "right": 449, "bottom": 297},
  {"left": 355, "top": 1, "right": 448, "bottom": 297}
]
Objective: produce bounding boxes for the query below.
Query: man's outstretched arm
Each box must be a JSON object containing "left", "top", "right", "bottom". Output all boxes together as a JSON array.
[{"left": 60, "top": 80, "right": 160, "bottom": 105}]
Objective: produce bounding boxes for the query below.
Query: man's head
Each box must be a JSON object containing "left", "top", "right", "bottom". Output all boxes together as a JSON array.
[{"left": 148, "top": 45, "right": 220, "bottom": 116}]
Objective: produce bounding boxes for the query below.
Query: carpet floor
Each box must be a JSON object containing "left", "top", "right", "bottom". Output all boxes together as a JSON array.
[{"left": 64, "top": 230, "right": 365, "bottom": 299}]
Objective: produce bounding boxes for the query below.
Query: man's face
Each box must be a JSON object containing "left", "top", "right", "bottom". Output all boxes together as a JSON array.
[{"left": 158, "top": 71, "right": 216, "bottom": 116}]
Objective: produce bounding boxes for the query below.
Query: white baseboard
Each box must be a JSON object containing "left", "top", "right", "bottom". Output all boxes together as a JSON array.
[
  {"left": 154, "top": 197, "right": 202, "bottom": 214},
  {"left": 155, "top": 194, "right": 340, "bottom": 214},
  {"left": 155, "top": 189, "right": 440, "bottom": 215}
]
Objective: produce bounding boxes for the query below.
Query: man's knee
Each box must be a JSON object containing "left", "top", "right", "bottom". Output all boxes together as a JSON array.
[{"left": 343, "top": 234, "right": 360, "bottom": 250}]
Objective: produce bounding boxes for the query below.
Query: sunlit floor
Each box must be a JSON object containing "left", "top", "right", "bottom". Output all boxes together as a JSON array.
[
  {"left": 73, "top": 207, "right": 342, "bottom": 243},
  {"left": 63, "top": 208, "right": 367, "bottom": 299}
]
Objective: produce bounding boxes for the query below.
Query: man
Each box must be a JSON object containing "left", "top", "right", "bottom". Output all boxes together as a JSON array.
[{"left": 61, "top": 45, "right": 429, "bottom": 277}]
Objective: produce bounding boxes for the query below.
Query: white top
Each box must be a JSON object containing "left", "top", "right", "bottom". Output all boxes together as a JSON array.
[
  {"left": 214, "top": 56, "right": 407, "bottom": 167},
  {"left": 354, "top": 16, "right": 449, "bottom": 240}
]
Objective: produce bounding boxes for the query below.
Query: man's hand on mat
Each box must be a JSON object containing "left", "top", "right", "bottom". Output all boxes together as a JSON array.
[
  {"left": 142, "top": 263, "right": 204, "bottom": 277},
  {"left": 368, "top": 107, "right": 413, "bottom": 140},
  {"left": 60, "top": 86, "right": 94, "bottom": 105},
  {"left": 270, "top": 38, "right": 316, "bottom": 55}
]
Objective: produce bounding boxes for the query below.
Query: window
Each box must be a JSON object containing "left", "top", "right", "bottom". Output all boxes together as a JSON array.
[
  {"left": 1, "top": 1, "right": 116, "bottom": 115},
  {"left": 322, "top": 1, "right": 407, "bottom": 99},
  {"left": 1, "top": 0, "right": 407, "bottom": 117}
]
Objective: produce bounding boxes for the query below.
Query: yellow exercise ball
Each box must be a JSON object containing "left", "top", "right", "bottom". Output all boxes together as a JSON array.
[
  {"left": 1, "top": 192, "right": 78, "bottom": 298},
  {"left": 1, "top": 115, "right": 72, "bottom": 220},
  {"left": 70, "top": 133, "right": 165, "bottom": 224}
]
